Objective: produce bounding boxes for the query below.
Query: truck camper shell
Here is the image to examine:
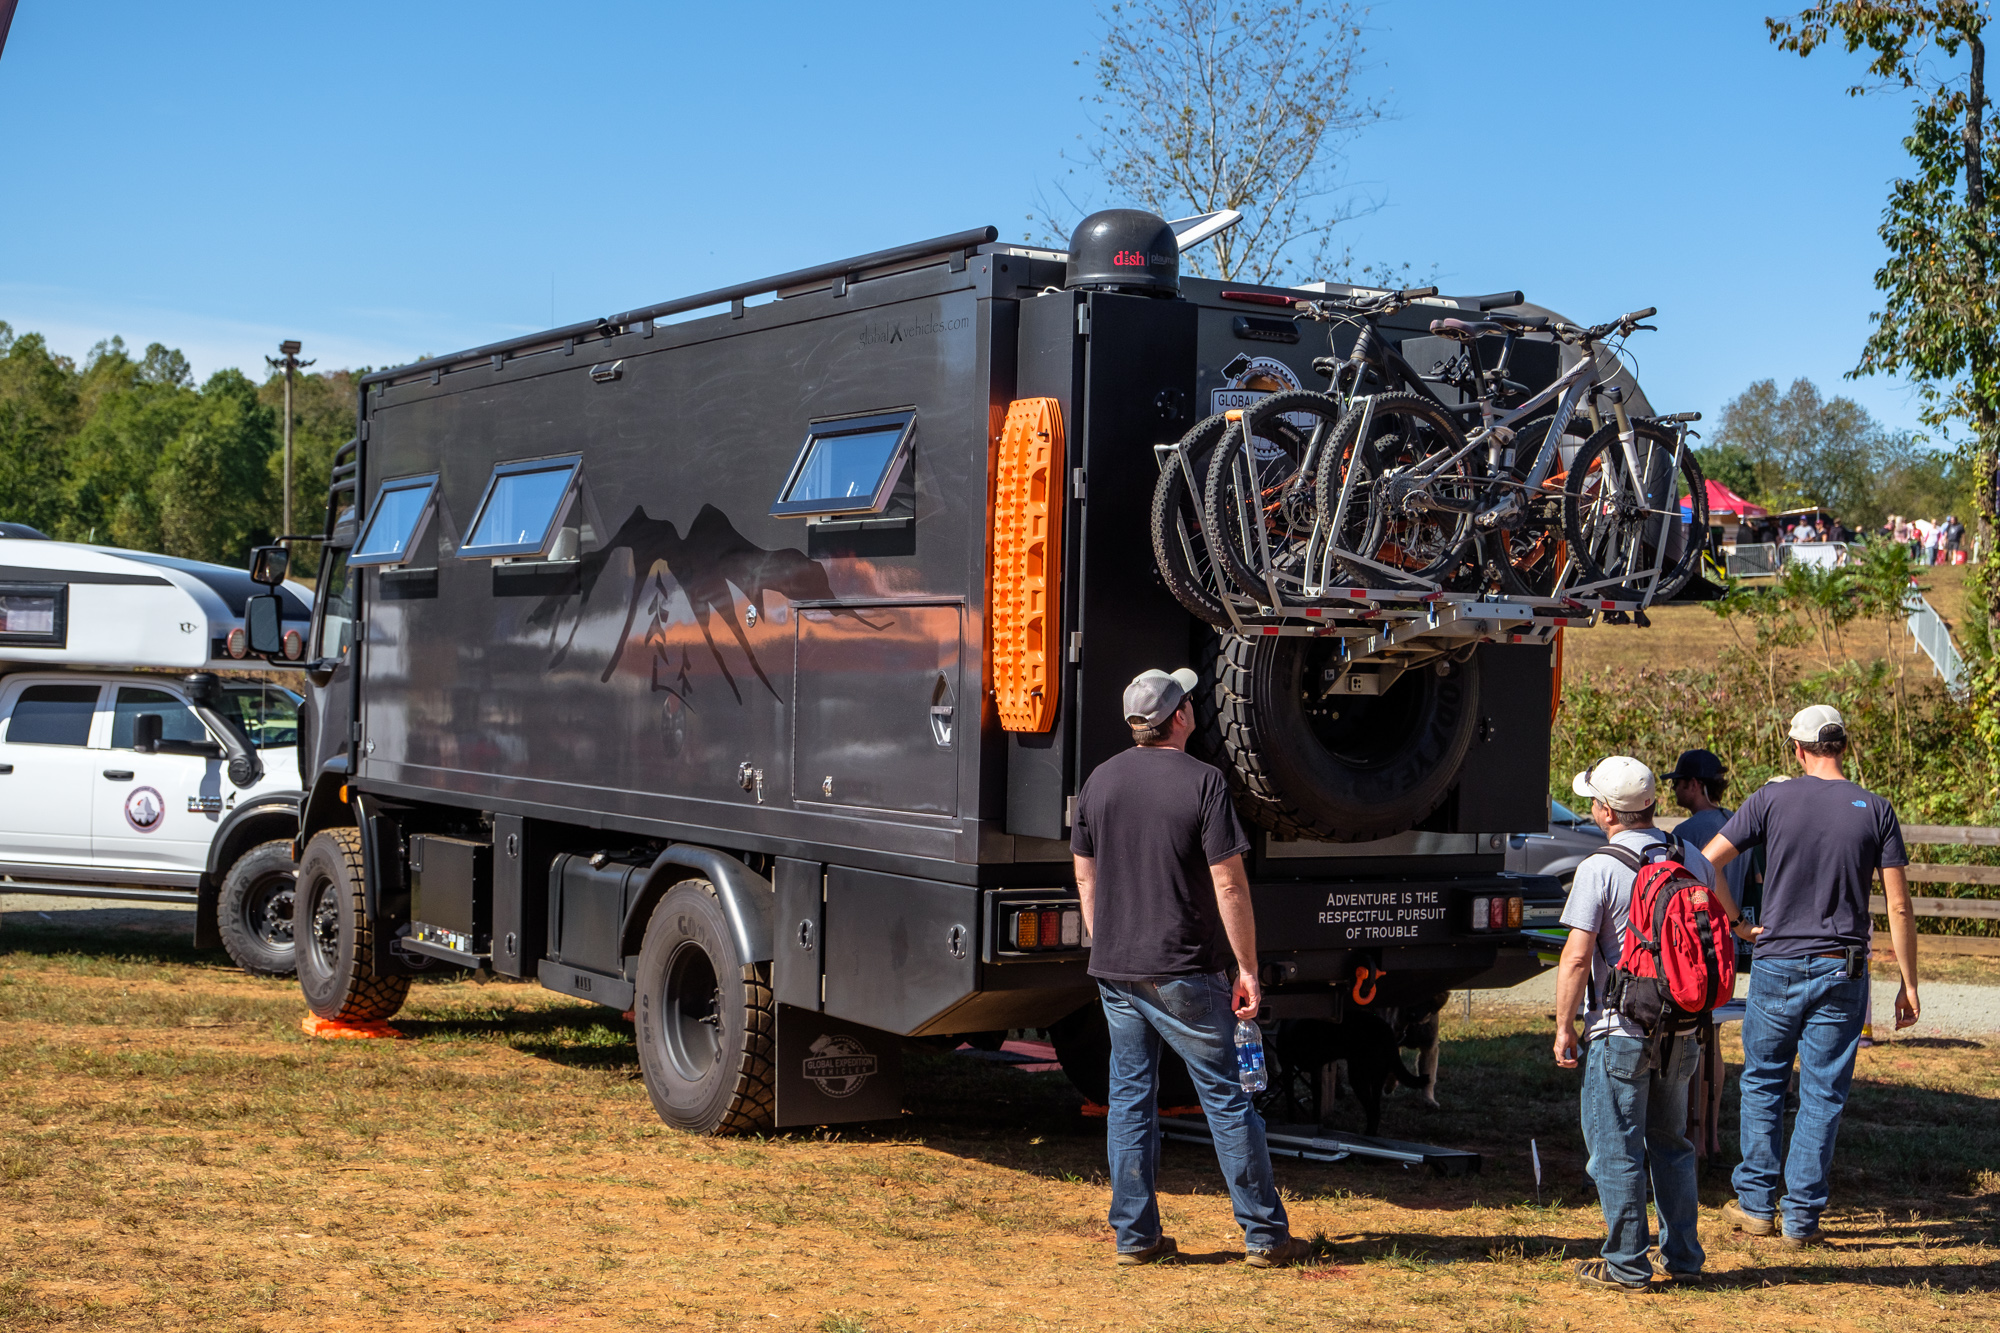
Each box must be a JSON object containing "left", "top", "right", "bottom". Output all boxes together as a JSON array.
[
  {"left": 0, "top": 538, "right": 312, "bottom": 671},
  {"left": 287, "top": 220, "right": 1665, "bottom": 1134}
]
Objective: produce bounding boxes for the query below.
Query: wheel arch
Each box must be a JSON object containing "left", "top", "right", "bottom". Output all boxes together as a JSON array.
[
  {"left": 294, "top": 760, "right": 353, "bottom": 860},
  {"left": 206, "top": 794, "right": 302, "bottom": 879},
  {"left": 620, "top": 844, "right": 774, "bottom": 964}
]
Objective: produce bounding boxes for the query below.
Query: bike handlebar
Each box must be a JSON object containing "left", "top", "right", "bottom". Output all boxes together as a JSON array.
[
  {"left": 1398, "top": 285, "right": 1439, "bottom": 301},
  {"left": 1468, "top": 290, "right": 1525, "bottom": 310},
  {"left": 1551, "top": 305, "right": 1662, "bottom": 344}
]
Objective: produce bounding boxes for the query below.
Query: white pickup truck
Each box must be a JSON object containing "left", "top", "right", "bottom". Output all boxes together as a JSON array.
[{"left": 0, "top": 536, "right": 313, "bottom": 974}]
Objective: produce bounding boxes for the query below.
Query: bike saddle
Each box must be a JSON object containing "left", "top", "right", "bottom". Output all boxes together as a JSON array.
[{"left": 1429, "top": 314, "right": 1550, "bottom": 341}]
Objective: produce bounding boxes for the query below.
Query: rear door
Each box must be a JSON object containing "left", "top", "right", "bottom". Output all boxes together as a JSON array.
[
  {"left": 0, "top": 678, "right": 104, "bottom": 866},
  {"left": 90, "top": 683, "right": 228, "bottom": 873}
]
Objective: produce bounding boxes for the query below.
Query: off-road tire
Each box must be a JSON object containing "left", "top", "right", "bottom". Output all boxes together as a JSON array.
[
  {"left": 217, "top": 839, "right": 298, "bottom": 977},
  {"left": 1194, "top": 630, "right": 1481, "bottom": 842},
  {"left": 1150, "top": 414, "right": 1234, "bottom": 626},
  {"left": 632, "top": 879, "right": 775, "bottom": 1136},
  {"left": 1046, "top": 1000, "right": 1199, "bottom": 1109},
  {"left": 296, "top": 828, "right": 410, "bottom": 1022},
  {"left": 1562, "top": 421, "right": 1708, "bottom": 601}
]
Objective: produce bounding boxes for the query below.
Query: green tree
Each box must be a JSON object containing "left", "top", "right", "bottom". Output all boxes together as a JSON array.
[
  {"left": 1709, "top": 376, "right": 1922, "bottom": 527},
  {"left": 0, "top": 324, "right": 82, "bottom": 535},
  {"left": 157, "top": 369, "right": 279, "bottom": 564},
  {"left": 62, "top": 350, "right": 201, "bottom": 549}
]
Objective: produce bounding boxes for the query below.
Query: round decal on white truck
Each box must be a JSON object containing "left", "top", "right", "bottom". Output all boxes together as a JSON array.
[{"left": 124, "top": 786, "right": 167, "bottom": 833}]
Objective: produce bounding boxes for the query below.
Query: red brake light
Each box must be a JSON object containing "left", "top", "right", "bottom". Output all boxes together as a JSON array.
[{"left": 1220, "top": 289, "right": 1298, "bottom": 307}]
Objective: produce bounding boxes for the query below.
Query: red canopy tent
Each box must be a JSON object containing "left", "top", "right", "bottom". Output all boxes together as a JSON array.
[{"left": 1702, "top": 480, "right": 1765, "bottom": 518}]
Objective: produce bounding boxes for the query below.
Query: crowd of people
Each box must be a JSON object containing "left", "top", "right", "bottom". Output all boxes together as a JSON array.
[{"left": 1883, "top": 513, "right": 1968, "bottom": 565}]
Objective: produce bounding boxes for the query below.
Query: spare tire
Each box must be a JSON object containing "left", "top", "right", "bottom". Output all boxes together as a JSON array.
[{"left": 1195, "top": 631, "right": 1480, "bottom": 842}]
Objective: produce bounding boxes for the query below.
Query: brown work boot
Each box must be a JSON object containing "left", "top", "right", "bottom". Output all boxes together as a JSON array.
[
  {"left": 1244, "top": 1236, "right": 1313, "bottom": 1269},
  {"left": 1778, "top": 1226, "right": 1827, "bottom": 1249},
  {"left": 1115, "top": 1235, "right": 1178, "bottom": 1266},
  {"left": 1723, "top": 1199, "right": 1775, "bottom": 1236}
]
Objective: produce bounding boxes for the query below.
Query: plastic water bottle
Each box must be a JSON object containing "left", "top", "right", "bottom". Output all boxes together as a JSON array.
[{"left": 1234, "top": 1017, "right": 1267, "bottom": 1093}]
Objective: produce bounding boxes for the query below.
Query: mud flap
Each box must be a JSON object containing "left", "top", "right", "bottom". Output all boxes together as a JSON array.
[{"left": 773, "top": 1004, "right": 903, "bottom": 1128}]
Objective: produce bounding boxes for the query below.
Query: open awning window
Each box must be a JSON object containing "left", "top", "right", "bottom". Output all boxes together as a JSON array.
[
  {"left": 349, "top": 474, "right": 441, "bottom": 568},
  {"left": 770, "top": 410, "right": 916, "bottom": 518},
  {"left": 459, "top": 456, "right": 587, "bottom": 560}
]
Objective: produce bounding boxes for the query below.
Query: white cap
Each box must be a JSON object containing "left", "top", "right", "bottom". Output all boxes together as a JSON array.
[
  {"left": 1788, "top": 704, "right": 1846, "bottom": 744},
  {"left": 1572, "top": 755, "right": 1657, "bottom": 813},
  {"left": 1123, "top": 667, "right": 1199, "bottom": 726}
]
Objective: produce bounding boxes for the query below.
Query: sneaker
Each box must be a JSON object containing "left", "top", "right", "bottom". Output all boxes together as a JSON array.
[
  {"left": 1573, "top": 1257, "right": 1651, "bottom": 1292},
  {"left": 1115, "top": 1235, "right": 1178, "bottom": 1266},
  {"left": 1778, "top": 1227, "right": 1827, "bottom": 1249},
  {"left": 1244, "top": 1237, "right": 1313, "bottom": 1269},
  {"left": 1723, "top": 1199, "right": 1775, "bottom": 1236}
]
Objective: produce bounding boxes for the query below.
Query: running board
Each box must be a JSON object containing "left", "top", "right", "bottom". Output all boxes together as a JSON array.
[
  {"left": 1160, "top": 1117, "right": 1482, "bottom": 1177},
  {"left": 0, "top": 881, "right": 200, "bottom": 905}
]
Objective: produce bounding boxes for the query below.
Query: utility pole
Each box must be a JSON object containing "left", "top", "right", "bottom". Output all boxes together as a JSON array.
[{"left": 266, "top": 340, "right": 315, "bottom": 537}]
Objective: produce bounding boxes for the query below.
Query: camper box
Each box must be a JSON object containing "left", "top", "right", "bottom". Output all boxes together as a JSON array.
[{"left": 287, "top": 221, "right": 1573, "bottom": 1134}]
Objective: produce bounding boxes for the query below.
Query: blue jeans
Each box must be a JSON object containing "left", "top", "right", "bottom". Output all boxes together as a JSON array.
[
  {"left": 1097, "top": 974, "right": 1290, "bottom": 1253},
  {"left": 1733, "top": 956, "right": 1868, "bottom": 1237},
  {"left": 1581, "top": 1033, "right": 1704, "bottom": 1283}
]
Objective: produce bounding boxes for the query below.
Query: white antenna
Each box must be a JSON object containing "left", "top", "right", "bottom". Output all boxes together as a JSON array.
[{"left": 1167, "top": 209, "right": 1242, "bottom": 252}]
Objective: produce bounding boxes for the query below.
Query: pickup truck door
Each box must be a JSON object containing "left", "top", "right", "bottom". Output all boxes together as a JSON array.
[
  {"left": 90, "top": 684, "right": 228, "bottom": 873},
  {"left": 0, "top": 679, "right": 104, "bottom": 866}
]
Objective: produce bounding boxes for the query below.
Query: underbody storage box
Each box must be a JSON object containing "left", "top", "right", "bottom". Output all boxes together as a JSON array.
[{"left": 408, "top": 833, "right": 491, "bottom": 959}]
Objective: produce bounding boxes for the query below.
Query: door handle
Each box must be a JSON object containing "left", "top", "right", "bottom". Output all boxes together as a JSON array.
[
  {"left": 103, "top": 769, "right": 135, "bottom": 781},
  {"left": 0, "top": 763, "right": 12, "bottom": 774}
]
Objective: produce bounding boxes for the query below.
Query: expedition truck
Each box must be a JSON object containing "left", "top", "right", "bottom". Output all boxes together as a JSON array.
[
  {"left": 247, "top": 212, "right": 1646, "bottom": 1134},
  {"left": 0, "top": 536, "right": 312, "bottom": 974}
]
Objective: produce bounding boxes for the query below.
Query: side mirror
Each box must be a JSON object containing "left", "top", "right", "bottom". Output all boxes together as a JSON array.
[
  {"left": 249, "top": 545, "right": 289, "bottom": 586},
  {"left": 245, "top": 595, "right": 284, "bottom": 656},
  {"left": 133, "top": 713, "right": 163, "bottom": 754}
]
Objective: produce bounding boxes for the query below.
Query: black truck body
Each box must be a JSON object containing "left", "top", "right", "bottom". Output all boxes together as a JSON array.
[{"left": 288, "top": 223, "right": 1569, "bottom": 1132}]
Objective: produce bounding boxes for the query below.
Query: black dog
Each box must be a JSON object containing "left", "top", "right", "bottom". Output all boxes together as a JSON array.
[
  {"left": 1274, "top": 1012, "right": 1428, "bottom": 1137},
  {"left": 1385, "top": 991, "right": 1450, "bottom": 1110}
]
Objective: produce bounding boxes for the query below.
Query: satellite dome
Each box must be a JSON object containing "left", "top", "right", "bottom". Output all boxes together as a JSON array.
[{"left": 1065, "top": 209, "right": 1180, "bottom": 297}]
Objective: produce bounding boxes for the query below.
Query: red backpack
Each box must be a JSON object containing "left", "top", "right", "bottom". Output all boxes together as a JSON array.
[{"left": 1589, "top": 837, "right": 1736, "bottom": 1065}]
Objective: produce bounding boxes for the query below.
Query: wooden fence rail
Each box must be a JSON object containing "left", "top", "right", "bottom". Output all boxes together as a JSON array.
[{"left": 1879, "top": 825, "right": 1999, "bottom": 957}]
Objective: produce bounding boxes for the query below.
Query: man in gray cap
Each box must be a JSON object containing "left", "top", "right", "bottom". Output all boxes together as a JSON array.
[
  {"left": 1071, "top": 667, "right": 1308, "bottom": 1270},
  {"left": 1699, "top": 704, "right": 1920, "bottom": 1248}
]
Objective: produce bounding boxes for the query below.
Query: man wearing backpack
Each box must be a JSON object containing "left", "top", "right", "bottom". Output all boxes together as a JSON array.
[
  {"left": 1698, "top": 705, "right": 1921, "bottom": 1249},
  {"left": 1553, "top": 755, "right": 1719, "bottom": 1290}
]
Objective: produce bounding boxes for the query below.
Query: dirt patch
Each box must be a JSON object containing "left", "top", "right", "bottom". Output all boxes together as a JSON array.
[{"left": 1, "top": 923, "right": 1996, "bottom": 1333}]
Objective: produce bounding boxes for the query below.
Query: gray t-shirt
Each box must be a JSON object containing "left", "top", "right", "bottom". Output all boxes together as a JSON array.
[
  {"left": 1560, "top": 828, "right": 1717, "bottom": 1041},
  {"left": 1676, "top": 807, "right": 1749, "bottom": 901},
  {"left": 1715, "top": 775, "right": 1907, "bottom": 959}
]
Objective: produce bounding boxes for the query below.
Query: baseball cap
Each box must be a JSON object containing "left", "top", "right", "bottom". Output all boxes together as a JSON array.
[
  {"left": 1123, "top": 667, "right": 1198, "bottom": 727},
  {"left": 1663, "top": 749, "right": 1726, "bottom": 783},
  {"left": 1788, "top": 704, "right": 1846, "bottom": 744},
  {"left": 1572, "top": 755, "right": 1657, "bottom": 813}
]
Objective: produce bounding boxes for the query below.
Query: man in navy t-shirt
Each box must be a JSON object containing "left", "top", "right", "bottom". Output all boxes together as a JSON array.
[
  {"left": 1072, "top": 667, "right": 1307, "bottom": 1269},
  {"left": 1698, "top": 704, "right": 1921, "bottom": 1247}
]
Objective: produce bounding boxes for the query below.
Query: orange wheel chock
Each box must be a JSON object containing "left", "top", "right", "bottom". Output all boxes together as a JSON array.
[{"left": 300, "top": 1013, "right": 404, "bottom": 1040}]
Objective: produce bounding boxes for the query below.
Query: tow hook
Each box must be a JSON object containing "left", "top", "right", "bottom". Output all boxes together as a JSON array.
[{"left": 1351, "top": 965, "right": 1383, "bottom": 1006}]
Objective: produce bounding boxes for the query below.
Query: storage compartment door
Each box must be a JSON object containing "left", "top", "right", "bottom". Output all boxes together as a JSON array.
[{"left": 793, "top": 605, "right": 960, "bottom": 815}]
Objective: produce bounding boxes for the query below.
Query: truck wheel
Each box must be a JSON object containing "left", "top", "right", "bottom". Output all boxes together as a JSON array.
[
  {"left": 632, "top": 879, "right": 775, "bottom": 1135},
  {"left": 295, "top": 828, "right": 410, "bottom": 1022},
  {"left": 1046, "top": 999, "right": 1199, "bottom": 1108},
  {"left": 1196, "top": 631, "right": 1480, "bottom": 842},
  {"left": 218, "top": 839, "right": 297, "bottom": 977}
]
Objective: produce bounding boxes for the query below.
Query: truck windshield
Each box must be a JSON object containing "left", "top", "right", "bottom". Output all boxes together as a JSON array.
[{"left": 220, "top": 684, "right": 302, "bottom": 750}]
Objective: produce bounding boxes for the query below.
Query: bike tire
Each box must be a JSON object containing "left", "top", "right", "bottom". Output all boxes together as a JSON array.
[
  {"left": 1200, "top": 392, "right": 1327, "bottom": 603},
  {"left": 1310, "top": 391, "right": 1475, "bottom": 589},
  {"left": 1562, "top": 421, "right": 1708, "bottom": 602},
  {"left": 1481, "top": 413, "right": 1591, "bottom": 598},
  {"left": 1149, "top": 414, "right": 1235, "bottom": 626}
]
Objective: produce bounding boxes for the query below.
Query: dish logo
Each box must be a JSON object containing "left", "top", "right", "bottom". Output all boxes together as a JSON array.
[
  {"left": 1113, "top": 250, "right": 1149, "bottom": 267},
  {"left": 124, "top": 786, "right": 167, "bottom": 833}
]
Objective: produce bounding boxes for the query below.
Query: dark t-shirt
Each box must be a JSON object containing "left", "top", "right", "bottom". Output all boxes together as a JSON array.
[
  {"left": 1716, "top": 776, "right": 1909, "bottom": 959},
  {"left": 1070, "top": 745, "right": 1251, "bottom": 981}
]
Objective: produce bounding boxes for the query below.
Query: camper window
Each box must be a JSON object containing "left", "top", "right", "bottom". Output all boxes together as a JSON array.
[
  {"left": 4, "top": 684, "right": 100, "bottom": 746},
  {"left": 0, "top": 583, "right": 67, "bottom": 647},
  {"left": 350, "top": 475, "right": 439, "bottom": 567},
  {"left": 111, "top": 688, "right": 212, "bottom": 751},
  {"left": 460, "top": 457, "right": 583, "bottom": 560},
  {"left": 770, "top": 411, "right": 916, "bottom": 518}
]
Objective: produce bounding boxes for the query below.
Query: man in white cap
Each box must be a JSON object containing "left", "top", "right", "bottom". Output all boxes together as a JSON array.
[
  {"left": 1552, "top": 755, "right": 1716, "bottom": 1290},
  {"left": 1698, "top": 704, "right": 1920, "bottom": 1248},
  {"left": 1071, "top": 667, "right": 1308, "bottom": 1269}
]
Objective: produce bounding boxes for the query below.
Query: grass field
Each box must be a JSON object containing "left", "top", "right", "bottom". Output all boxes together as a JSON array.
[
  {"left": 1, "top": 912, "right": 1995, "bottom": 1333},
  {"left": 1562, "top": 564, "right": 1974, "bottom": 680}
]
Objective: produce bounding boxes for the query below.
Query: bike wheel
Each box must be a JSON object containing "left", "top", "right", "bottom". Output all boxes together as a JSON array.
[
  {"left": 1311, "top": 392, "right": 1476, "bottom": 589},
  {"left": 1562, "top": 420, "right": 1708, "bottom": 601},
  {"left": 1479, "top": 413, "right": 1591, "bottom": 598},
  {"left": 1200, "top": 391, "right": 1331, "bottom": 603},
  {"left": 1149, "top": 414, "right": 1234, "bottom": 626}
]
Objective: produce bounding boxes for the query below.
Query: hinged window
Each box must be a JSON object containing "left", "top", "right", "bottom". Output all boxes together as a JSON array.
[
  {"left": 0, "top": 582, "right": 68, "bottom": 648},
  {"left": 458, "top": 455, "right": 599, "bottom": 561},
  {"left": 349, "top": 474, "right": 441, "bottom": 568},
  {"left": 769, "top": 410, "right": 916, "bottom": 519}
]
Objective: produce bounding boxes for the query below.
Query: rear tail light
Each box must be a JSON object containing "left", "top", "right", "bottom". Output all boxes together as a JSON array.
[
  {"left": 1488, "top": 896, "right": 1507, "bottom": 930},
  {"left": 1506, "top": 896, "right": 1523, "bottom": 929},
  {"left": 1471, "top": 895, "right": 1526, "bottom": 932},
  {"left": 1007, "top": 906, "right": 1084, "bottom": 952}
]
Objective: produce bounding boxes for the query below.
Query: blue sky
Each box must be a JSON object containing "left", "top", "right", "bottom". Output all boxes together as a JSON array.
[{"left": 0, "top": 2, "right": 1946, "bottom": 441}]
